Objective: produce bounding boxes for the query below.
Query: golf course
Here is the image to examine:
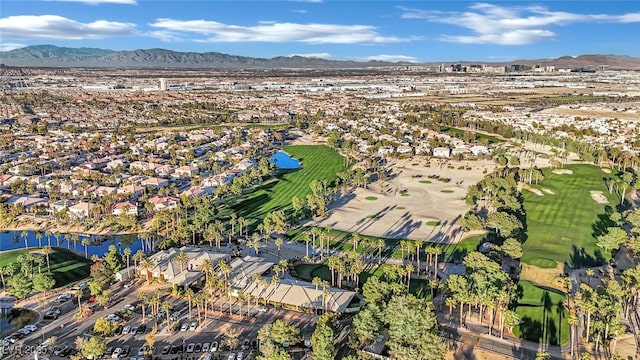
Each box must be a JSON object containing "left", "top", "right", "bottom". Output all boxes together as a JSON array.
[
  {"left": 0, "top": 247, "right": 91, "bottom": 288},
  {"left": 521, "top": 164, "right": 618, "bottom": 268},
  {"left": 227, "top": 145, "right": 346, "bottom": 226}
]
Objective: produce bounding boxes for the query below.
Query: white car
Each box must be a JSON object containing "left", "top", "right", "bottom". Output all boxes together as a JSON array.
[
  {"left": 106, "top": 314, "right": 121, "bottom": 322},
  {"left": 237, "top": 352, "right": 244, "bottom": 360},
  {"left": 227, "top": 353, "right": 236, "bottom": 360},
  {"left": 202, "top": 343, "right": 210, "bottom": 352},
  {"left": 123, "top": 304, "right": 135, "bottom": 312},
  {"left": 123, "top": 281, "right": 135, "bottom": 288},
  {"left": 23, "top": 324, "right": 38, "bottom": 332},
  {"left": 186, "top": 343, "right": 195, "bottom": 353},
  {"left": 111, "top": 347, "right": 123, "bottom": 359},
  {"left": 18, "top": 328, "right": 31, "bottom": 335},
  {"left": 56, "top": 294, "right": 72, "bottom": 301},
  {"left": 189, "top": 321, "right": 198, "bottom": 331},
  {"left": 122, "top": 325, "right": 131, "bottom": 335},
  {"left": 210, "top": 341, "right": 218, "bottom": 352},
  {"left": 256, "top": 306, "right": 267, "bottom": 313},
  {"left": 180, "top": 322, "right": 189, "bottom": 332}
]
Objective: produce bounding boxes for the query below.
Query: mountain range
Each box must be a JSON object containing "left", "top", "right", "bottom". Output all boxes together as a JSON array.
[{"left": 2, "top": 45, "right": 640, "bottom": 70}]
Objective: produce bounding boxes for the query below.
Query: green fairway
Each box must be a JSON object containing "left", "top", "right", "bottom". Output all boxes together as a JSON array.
[
  {"left": 0, "top": 247, "right": 91, "bottom": 288},
  {"left": 226, "top": 145, "right": 345, "bottom": 227},
  {"left": 513, "top": 281, "right": 568, "bottom": 346},
  {"left": 521, "top": 165, "right": 618, "bottom": 268}
]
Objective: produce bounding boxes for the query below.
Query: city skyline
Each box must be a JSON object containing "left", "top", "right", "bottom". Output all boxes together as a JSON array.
[{"left": 1, "top": 0, "right": 640, "bottom": 62}]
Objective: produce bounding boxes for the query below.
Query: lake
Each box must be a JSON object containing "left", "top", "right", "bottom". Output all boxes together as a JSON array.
[
  {"left": 0, "top": 230, "right": 145, "bottom": 257},
  {"left": 270, "top": 151, "right": 301, "bottom": 169}
]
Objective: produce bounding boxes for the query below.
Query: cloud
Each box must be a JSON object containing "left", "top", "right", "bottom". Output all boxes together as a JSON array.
[
  {"left": 46, "top": 0, "right": 137, "bottom": 4},
  {"left": 365, "top": 54, "right": 419, "bottom": 63},
  {"left": 291, "top": 9, "right": 308, "bottom": 14},
  {"left": 400, "top": 3, "right": 640, "bottom": 45},
  {"left": 0, "top": 42, "right": 27, "bottom": 51},
  {"left": 288, "top": 52, "right": 331, "bottom": 59},
  {"left": 0, "top": 15, "right": 137, "bottom": 40},
  {"left": 149, "top": 18, "right": 413, "bottom": 44}
]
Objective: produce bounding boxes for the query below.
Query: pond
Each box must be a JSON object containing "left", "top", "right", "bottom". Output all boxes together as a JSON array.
[
  {"left": 0, "top": 230, "right": 146, "bottom": 257},
  {"left": 270, "top": 151, "right": 301, "bottom": 170}
]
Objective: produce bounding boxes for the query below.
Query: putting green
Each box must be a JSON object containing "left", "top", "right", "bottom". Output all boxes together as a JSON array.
[
  {"left": 365, "top": 196, "right": 378, "bottom": 201},
  {"left": 425, "top": 221, "right": 441, "bottom": 226}
]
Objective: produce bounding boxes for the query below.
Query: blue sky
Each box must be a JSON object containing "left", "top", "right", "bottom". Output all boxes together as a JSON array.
[{"left": 1, "top": 0, "right": 639, "bottom": 62}]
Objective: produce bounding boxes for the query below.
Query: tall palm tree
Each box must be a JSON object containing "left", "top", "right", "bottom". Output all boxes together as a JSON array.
[
  {"left": 74, "top": 289, "right": 83, "bottom": 314},
  {"left": 184, "top": 288, "right": 194, "bottom": 320},
  {"left": 219, "top": 260, "right": 232, "bottom": 288},
  {"left": 568, "top": 313, "right": 579, "bottom": 357},
  {"left": 35, "top": 231, "right": 43, "bottom": 248},
  {"left": 376, "top": 239, "right": 385, "bottom": 264},
  {"left": 139, "top": 257, "right": 155, "bottom": 282},
  {"left": 162, "top": 300, "right": 172, "bottom": 324},
  {"left": 20, "top": 230, "right": 29, "bottom": 250},
  {"left": 42, "top": 246, "right": 52, "bottom": 272},
  {"left": 123, "top": 247, "right": 132, "bottom": 276},
  {"left": 137, "top": 292, "right": 148, "bottom": 322},
  {"left": 81, "top": 238, "right": 90, "bottom": 258}
]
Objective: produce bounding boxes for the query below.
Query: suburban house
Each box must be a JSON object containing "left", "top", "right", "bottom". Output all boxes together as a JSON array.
[
  {"left": 432, "top": 147, "right": 452, "bottom": 158},
  {"left": 148, "top": 195, "right": 180, "bottom": 211},
  {"left": 140, "top": 177, "right": 169, "bottom": 189},
  {"left": 117, "top": 184, "right": 145, "bottom": 198},
  {"left": 67, "top": 201, "right": 95, "bottom": 219},
  {"left": 174, "top": 165, "right": 199, "bottom": 178},
  {"left": 112, "top": 201, "right": 138, "bottom": 216}
]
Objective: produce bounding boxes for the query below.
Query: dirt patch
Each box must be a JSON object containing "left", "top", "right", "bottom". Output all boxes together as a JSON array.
[
  {"left": 552, "top": 169, "right": 573, "bottom": 175},
  {"left": 541, "top": 188, "right": 555, "bottom": 195},
  {"left": 520, "top": 262, "right": 566, "bottom": 291},
  {"left": 590, "top": 190, "right": 609, "bottom": 205},
  {"left": 601, "top": 168, "right": 612, "bottom": 174}
]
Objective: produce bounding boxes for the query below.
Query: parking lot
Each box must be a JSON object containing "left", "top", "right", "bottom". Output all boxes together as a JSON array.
[{"left": 4, "top": 281, "right": 317, "bottom": 360}]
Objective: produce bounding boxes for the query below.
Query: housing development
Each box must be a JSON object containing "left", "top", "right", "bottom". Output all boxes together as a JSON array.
[{"left": 1, "top": 49, "right": 640, "bottom": 360}]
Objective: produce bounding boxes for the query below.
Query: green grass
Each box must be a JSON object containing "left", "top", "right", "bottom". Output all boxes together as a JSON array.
[
  {"left": 440, "top": 126, "right": 504, "bottom": 144},
  {"left": 293, "top": 263, "right": 431, "bottom": 297},
  {"left": 365, "top": 196, "right": 378, "bottom": 201},
  {"left": 528, "top": 258, "right": 558, "bottom": 269},
  {"left": 396, "top": 207, "right": 406, "bottom": 210},
  {"left": 0, "top": 247, "right": 91, "bottom": 288},
  {"left": 400, "top": 192, "right": 410, "bottom": 197},
  {"left": 513, "top": 281, "right": 568, "bottom": 346},
  {"left": 366, "top": 214, "right": 381, "bottom": 220},
  {"left": 287, "top": 226, "right": 484, "bottom": 263},
  {"left": 419, "top": 180, "right": 432, "bottom": 184},
  {"left": 224, "top": 145, "right": 345, "bottom": 228},
  {"left": 440, "top": 189, "right": 454, "bottom": 193},
  {"left": 521, "top": 164, "right": 618, "bottom": 268},
  {"left": 425, "top": 221, "right": 441, "bottom": 226}
]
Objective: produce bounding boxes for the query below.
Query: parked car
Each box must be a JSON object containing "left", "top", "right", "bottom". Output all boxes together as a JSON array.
[
  {"left": 111, "top": 347, "right": 123, "bottom": 359},
  {"left": 194, "top": 343, "right": 202, "bottom": 353},
  {"left": 256, "top": 306, "right": 267, "bottom": 313},
  {"left": 189, "top": 321, "right": 198, "bottom": 331},
  {"left": 56, "top": 294, "right": 72, "bottom": 301},
  {"left": 136, "top": 325, "right": 146, "bottom": 334},
  {"left": 43, "top": 311, "right": 58, "bottom": 320},
  {"left": 54, "top": 345, "right": 70, "bottom": 356},
  {"left": 114, "top": 325, "right": 123, "bottom": 335},
  {"left": 129, "top": 327, "right": 138, "bottom": 335},
  {"left": 237, "top": 351, "right": 244, "bottom": 360},
  {"left": 123, "top": 304, "right": 135, "bottom": 312},
  {"left": 180, "top": 322, "right": 189, "bottom": 332},
  {"left": 122, "top": 326, "right": 131, "bottom": 335},
  {"left": 161, "top": 346, "right": 171, "bottom": 355},
  {"left": 227, "top": 353, "right": 236, "bottom": 360},
  {"left": 137, "top": 346, "right": 148, "bottom": 356},
  {"left": 210, "top": 341, "right": 218, "bottom": 352},
  {"left": 241, "top": 341, "right": 250, "bottom": 351},
  {"left": 123, "top": 281, "right": 135, "bottom": 289},
  {"left": 202, "top": 343, "right": 210, "bottom": 352},
  {"left": 186, "top": 343, "right": 195, "bottom": 353}
]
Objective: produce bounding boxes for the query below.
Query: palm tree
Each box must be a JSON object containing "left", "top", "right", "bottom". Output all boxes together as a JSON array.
[
  {"left": 35, "top": 231, "right": 43, "bottom": 248},
  {"left": 162, "top": 300, "right": 172, "bottom": 324},
  {"left": 376, "top": 239, "right": 385, "bottom": 264},
  {"left": 42, "top": 246, "right": 52, "bottom": 272},
  {"left": 184, "top": 288, "right": 194, "bottom": 320},
  {"left": 137, "top": 292, "right": 148, "bottom": 322},
  {"left": 274, "top": 237, "right": 283, "bottom": 257},
  {"left": 415, "top": 239, "right": 424, "bottom": 274},
  {"left": 149, "top": 296, "right": 159, "bottom": 317},
  {"left": 0, "top": 266, "right": 12, "bottom": 290},
  {"left": 81, "top": 238, "right": 90, "bottom": 258},
  {"left": 278, "top": 259, "right": 288, "bottom": 277},
  {"left": 568, "top": 313, "right": 579, "bottom": 357},
  {"left": 219, "top": 260, "right": 232, "bottom": 288},
  {"left": 133, "top": 250, "right": 145, "bottom": 274},
  {"left": 20, "top": 230, "right": 29, "bottom": 249},
  {"left": 123, "top": 247, "right": 132, "bottom": 275},
  {"left": 201, "top": 259, "right": 213, "bottom": 283},
  {"left": 139, "top": 257, "right": 155, "bottom": 282},
  {"left": 176, "top": 250, "right": 188, "bottom": 273},
  {"left": 74, "top": 289, "right": 83, "bottom": 314},
  {"left": 303, "top": 233, "right": 311, "bottom": 258},
  {"left": 45, "top": 229, "right": 52, "bottom": 247}
]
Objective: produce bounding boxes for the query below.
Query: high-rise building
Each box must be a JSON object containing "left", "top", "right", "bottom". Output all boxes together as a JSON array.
[{"left": 159, "top": 78, "right": 168, "bottom": 91}]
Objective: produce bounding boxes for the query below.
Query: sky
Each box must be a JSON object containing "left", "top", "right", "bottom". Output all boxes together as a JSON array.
[{"left": 1, "top": 0, "right": 639, "bottom": 62}]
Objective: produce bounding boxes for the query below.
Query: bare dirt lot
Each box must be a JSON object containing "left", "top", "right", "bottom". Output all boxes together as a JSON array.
[{"left": 309, "top": 157, "right": 496, "bottom": 243}]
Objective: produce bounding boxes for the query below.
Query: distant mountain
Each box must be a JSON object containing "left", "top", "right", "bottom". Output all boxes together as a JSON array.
[
  {"left": 0, "top": 45, "right": 411, "bottom": 68},
  {"left": 1, "top": 45, "right": 639, "bottom": 69}
]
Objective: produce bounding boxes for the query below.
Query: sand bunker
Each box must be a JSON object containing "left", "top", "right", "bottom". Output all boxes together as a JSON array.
[
  {"left": 542, "top": 188, "right": 555, "bottom": 195},
  {"left": 590, "top": 190, "right": 609, "bottom": 205},
  {"left": 552, "top": 169, "right": 573, "bottom": 175},
  {"left": 308, "top": 158, "right": 496, "bottom": 243},
  {"left": 526, "top": 188, "right": 544, "bottom": 196},
  {"left": 601, "top": 168, "right": 612, "bottom": 174}
]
